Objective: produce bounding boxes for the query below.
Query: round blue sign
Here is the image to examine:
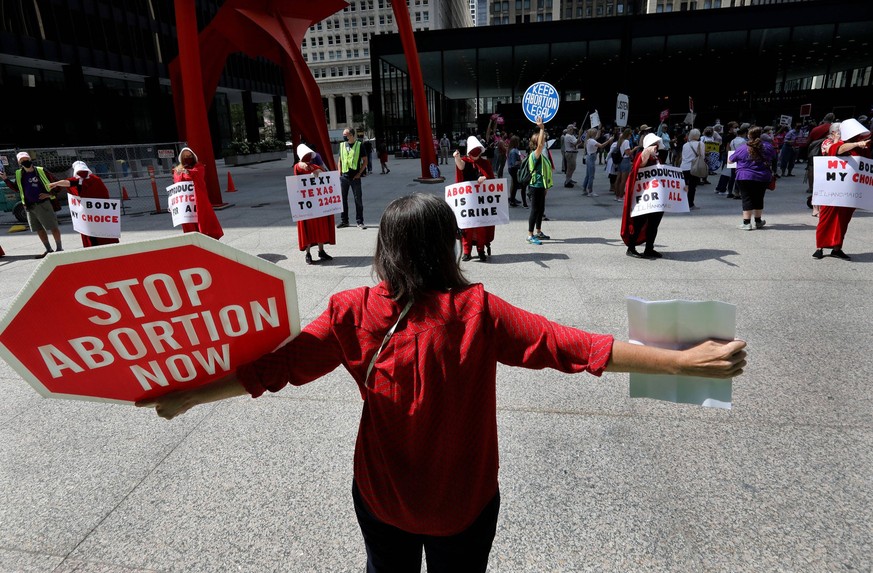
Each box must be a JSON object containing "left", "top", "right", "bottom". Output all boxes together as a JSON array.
[{"left": 522, "top": 82, "right": 560, "bottom": 124}]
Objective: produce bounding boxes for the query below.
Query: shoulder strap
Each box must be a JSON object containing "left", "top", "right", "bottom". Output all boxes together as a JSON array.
[{"left": 365, "top": 299, "right": 413, "bottom": 389}]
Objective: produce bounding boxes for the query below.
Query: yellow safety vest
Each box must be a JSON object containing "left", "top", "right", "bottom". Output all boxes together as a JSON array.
[
  {"left": 340, "top": 141, "right": 362, "bottom": 173},
  {"left": 15, "top": 166, "right": 54, "bottom": 204}
]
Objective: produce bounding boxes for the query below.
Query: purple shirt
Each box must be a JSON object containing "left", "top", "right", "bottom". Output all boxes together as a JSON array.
[
  {"left": 732, "top": 142, "right": 776, "bottom": 182},
  {"left": 21, "top": 170, "right": 45, "bottom": 205}
]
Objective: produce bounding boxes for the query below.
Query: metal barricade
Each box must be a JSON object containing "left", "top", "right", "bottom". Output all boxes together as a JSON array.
[{"left": 0, "top": 143, "right": 187, "bottom": 223}]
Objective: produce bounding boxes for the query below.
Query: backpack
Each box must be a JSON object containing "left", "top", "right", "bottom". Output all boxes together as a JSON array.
[
  {"left": 517, "top": 153, "right": 535, "bottom": 186},
  {"left": 807, "top": 137, "right": 826, "bottom": 161},
  {"left": 610, "top": 145, "right": 623, "bottom": 165}
]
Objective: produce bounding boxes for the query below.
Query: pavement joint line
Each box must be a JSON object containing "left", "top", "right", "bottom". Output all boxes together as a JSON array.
[{"left": 55, "top": 403, "right": 221, "bottom": 568}]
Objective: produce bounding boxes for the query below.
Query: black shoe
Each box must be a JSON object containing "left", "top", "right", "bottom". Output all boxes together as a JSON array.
[
  {"left": 830, "top": 249, "right": 851, "bottom": 260},
  {"left": 461, "top": 253, "right": 472, "bottom": 262},
  {"left": 305, "top": 253, "right": 314, "bottom": 265},
  {"left": 643, "top": 249, "right": 663, "bottom": 259},
  {"left": 336, "top": 222, "right": 349, "bottom": 229},
  {"left": 318, "top": 250, "right": 333, "bottom": 261},
  {"left": 486, "top": 245, "right": 491, "bottom": 256},
  {"left": 626, "top": 247, "right": 643, "bottom": 258},
  {"left": 812, "top": 249, "right": 824, "bottom": 259},
  {"left": 542, "top": 215, "right": 550, "bottom": 221},
  {"left": 478, "top": 252, "right": 487, "bottom": 262}
]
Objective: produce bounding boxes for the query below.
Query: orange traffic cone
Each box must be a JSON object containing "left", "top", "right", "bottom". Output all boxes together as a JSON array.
[
  {"left": 226, "top": 171, "right": 237, "bottom": 193},
  {"left": 0, "top": 245, "right": 5, "bottom": 257},
  {"left": 122, "top": 187, "right": 131, "bottom": 201}
]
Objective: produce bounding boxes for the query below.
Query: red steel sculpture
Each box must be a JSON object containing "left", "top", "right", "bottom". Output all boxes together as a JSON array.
[{"left": 170, "top": 0, "right": 439, "bottom": 205}]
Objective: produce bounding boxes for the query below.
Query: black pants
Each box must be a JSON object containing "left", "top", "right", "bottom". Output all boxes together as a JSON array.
[
  {"left": 353, "top": 482, "right": 500, "bottom": 573},
  {"left": 682, "top": 170, "right": 698, "bottom": 207},
  {"left": 737, "top": 179, "right": 767, "bottom": 211},
  {"left": 629, "top": 211, "right": 664, "bottom": 251},
  {"left": 340, "top": 174, "right": 364, "bottom": 225},
  {"left": 527, "top": 186, "right": 546, "bottom": 233}
]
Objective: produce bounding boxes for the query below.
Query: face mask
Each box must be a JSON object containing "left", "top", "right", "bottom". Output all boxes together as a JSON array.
[
  {"left": 76, "top": 172, "right": 89, "bottom": 179},
  {"left": 20, "top": 160, "right": 33, "bottom": 168},
  {"left": 343, "top": 136, "right": 349, "bottom": 142}
]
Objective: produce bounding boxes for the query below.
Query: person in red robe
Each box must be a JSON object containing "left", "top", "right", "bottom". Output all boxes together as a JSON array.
[
  {"left": 172, "top": 147, "right": 224, "bottom": 240},
  {"left": 294, "top": 143, "right": 336, "bottom": 265},
  {"left": 621, "top": 133, "right": 665, "bottom": 259},
  {"left": 813, "top": 118, "right": 870, "bottom": 260},
  {"left": 49, "top": 161, "right": 120, "bottom": 248},
  {"left": 453, "top": 135, "right": 496, "bottom": 262}
]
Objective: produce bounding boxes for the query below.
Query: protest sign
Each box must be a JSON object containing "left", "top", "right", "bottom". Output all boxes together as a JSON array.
[
  {"left": 704, "top": 141, "right": 720, "bottom": 154},
  {"left": 629, "top": 164, "right": 689, "bottom": 216},
  {"left": 590, "top": 110, "right": 601, "bottom": 128},
  {"left": 166, "top": 181, "right": 198, "bottom": 226},
  {"left": 659, "top": 109, "right": 670, "bottom": 122},
  {"left": 780, "top": 115, "right": 793, "bottom": 126},
  {"left": 0, "top": 233, "right": 300, "bottom": 404},
  {"left": 627, "top": 297, "right": 736, "bottom": 409},
  {"left": 812, "top": 156, "right": 873, "bottom": 210},
  {"left": 68, "top": 195, "right": 121, "bottom": 239},
  {"left": 800, "top": 104, "right": 812, "bottom": 117},
  {"left": 616, "top": 94, "right": 629, "bottom": 127},
  {"left": 445, "top": 178, "right": 510, "bottom": 229},
  {"left": 522, "top": 82, "right": 559, "bottom": 124},
  {"left": 684, "top": 112, "right": 696, "bottom": 126},
  {"left": 158, "top": 149, "right": 176, "bottom": 159},
  {"left": 285, "top": 170, "right": 343, "bottom": 222}
]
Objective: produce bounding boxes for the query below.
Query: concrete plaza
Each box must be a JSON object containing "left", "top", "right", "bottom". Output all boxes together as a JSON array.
[{"left": 1, "top": 153, "right": 871, "bottom": 572}]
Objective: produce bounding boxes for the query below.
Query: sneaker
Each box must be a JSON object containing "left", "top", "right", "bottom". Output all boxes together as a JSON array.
[
  {"left": 526, "top": 235, "right": 542, "bottom": 245},
  {"left": 724, "top": 193, "right": 734, "bottom": 198},
  {"left": 755, "top": 219, "right": 766, "bottom": 229},
  {"left": 336, "top": 222, "right": 349, "bottom": 229},
  {"left": 812, "top": 249, "right": 824, "bottom": 259},
  {"left": 564, "top": 182, "right": 575, "bottom": 188},
  {"left": 542, "top": 215, "right": 550, "bottom": 221},
  {"left": 357, "top": 223, "right": 367, "bottom": 230},
  {"left": 461, "top": 253, "right": 472, "bottom": 261},
  {"left": 738, "top": 222, "right": 754, "bottom": 231},
  {"left": 589, "top": 192, "right": 599, "bottom": 197},
  {"left": 716, "top": 191, "right": 726, "bottom": 196},
  {"left": 690, "top": 205, "right": 700, "bottom": 210},
  {"left": 534, "top": 231, "right": 551, "bottom": 240},
  {"left": 830, "top": 249, "right": 851, "bottom": 260}
]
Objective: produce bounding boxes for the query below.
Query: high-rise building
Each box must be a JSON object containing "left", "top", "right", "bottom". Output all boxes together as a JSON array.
[
  {"left": 561, "top": 0, "right": 637, "bottom": 18},
  {"left": 642, "top": 0, "right": 814, "bottom": 13},
  {"left": 488, "top": 0, "right": 560, "bottom": 25},
  {"left": 302, "top": 0, "right": 472, "bottom": 131}
]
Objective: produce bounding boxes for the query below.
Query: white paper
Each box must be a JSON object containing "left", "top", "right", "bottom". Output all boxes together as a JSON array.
[
  {"left": 445, "top": 178, "right": 510, "bottom": 229},
  {"left": 626, "top": 297, "right": 736, "bottom": 409},
  {"left": 811, "top": 156, "right": 873, "bottom": 211},
  {"left": 286, "top": 170, "right": 343, "bottom": 222},
  {"left": 629, "top": 164, "right": 690, "bottom": 216}
]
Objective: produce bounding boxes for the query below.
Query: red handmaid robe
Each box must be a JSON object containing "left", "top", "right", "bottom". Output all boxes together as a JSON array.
[
  {"left": 66, "top": 174, "right": 120, "bottom": 248},
  {"left": 456, "top": 156, "right": 496, "bottom": 254},
  {"left": 173, "top": 164, "right": 224, "bottom": 240},
  {"left": 620, "top": 152, "right": 659, "bottom": 247},
  {"left": 293, "top": 162, "right": 336, "bottom": 251},
  {"left": 816, "top": 141, "right": 867, "bottom": 249}
]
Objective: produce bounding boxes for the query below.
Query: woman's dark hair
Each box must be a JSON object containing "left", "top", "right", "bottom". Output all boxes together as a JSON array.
[
  {"left": 374, "top": 194, "right": 469, "bottom": 303},
  {"left": 746, "top": 126, "right": 764, "bottom": 163},
  {"left": 509, "top": 135, "right": 520, "bottom": 150}
]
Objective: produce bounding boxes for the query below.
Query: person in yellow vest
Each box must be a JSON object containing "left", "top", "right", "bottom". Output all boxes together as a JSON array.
[
  {"left": 0, "top": 152, "right": 63, "bottom": 258},
  {"left": 337, "top": 127, "right": 368, "bottom": 229}
]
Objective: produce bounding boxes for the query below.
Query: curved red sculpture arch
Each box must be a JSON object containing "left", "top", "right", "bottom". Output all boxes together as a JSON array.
[{"left": 171, "top": 0, "right": 437, "bottom": 205}]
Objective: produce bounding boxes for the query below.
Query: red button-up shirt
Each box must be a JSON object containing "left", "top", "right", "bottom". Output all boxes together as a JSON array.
[{"left": 238, "top": 283, "right": 614, "bottom": 535}]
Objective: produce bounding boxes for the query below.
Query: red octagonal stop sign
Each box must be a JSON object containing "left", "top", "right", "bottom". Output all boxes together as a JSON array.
[{"left": 0, "top": 234, "right": 299, "bottom": 403}]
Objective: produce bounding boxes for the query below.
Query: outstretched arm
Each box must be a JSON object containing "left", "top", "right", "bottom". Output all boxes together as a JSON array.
[
  {"left": 607, "top": 339, "right": 746, "bottom": 378},
  {"left": 136, "top": 372, "right": 247, "bottom": 420}
]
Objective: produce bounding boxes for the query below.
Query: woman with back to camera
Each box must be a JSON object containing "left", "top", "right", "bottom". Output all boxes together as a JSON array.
[
  {"left": 730, "top": 126, "right": 776, "bottom": 231},
  {"left": 680, "top": 128, "right": 704, "bottom": 210},
  {"left": 139, "top": 192, "right": 746, "bottom": 573}
]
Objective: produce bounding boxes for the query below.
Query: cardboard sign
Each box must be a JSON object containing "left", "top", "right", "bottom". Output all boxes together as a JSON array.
[
  {"left": 630, "top": 164, "right": 689, "bottom": 216},
  {"left": 616, "top": 94, "right": 629, "bottom": 128},
  {"left": 285, "top": 170, "right": 343, "bottom": 222},
  {"left": 590, "top": 110, "right": 601, "bottom": 128},
  {"left": 0, "top": 156, "right": 8, "bottom": 167},
  {"left": 660, "top": 109, "right": 670, "bottom": 122},
  {"left": 705, "top": 141, "right": 720, "bottom": 154},
  {"left": 0, "top": 234, "right": 300, "bottom": 404},
  {"left": 522, "top": 82, "right": 559, "bottom": 124},
  {"left": 684, "top": 112, "right": 696, "bottom": 125},
  {"left": 166, "top": 181, "right": 198, "bottom": 226},
  {"left": 800, "top": 104, "right": 812, "bottom": 117},
  {"left": 726, "top": 150, "right": 738, "bottom": 170},
  {"left": 780, "top": 115, "right": 793, "bottom": 127},
  {"left": 68, "top": 195, "right": 122, "bottom": 239},
  {"left": 445, "top": 178, "right": 510, "bottom": 229},
  {"left": 812, "top": 156, "right": 873, "bottom": 210},
  {"left": 158, "top": 149, "right": 176, "bottom": 159}
]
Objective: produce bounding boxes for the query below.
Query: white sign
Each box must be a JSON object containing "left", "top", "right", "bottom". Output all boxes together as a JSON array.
[
  {"left": 158, "top": 149, "right": 176, "bottom": 159},
  {"left": 166, "top": 181, "right": 198, "bottom": 226},
  {"left": 726, "top": 150, "right": 738, "bottom": 170},
  {"left": 285, "top": 170, "right": 343, "bottom": 222},
  {"left": 684, "top": 112, "right": 696, "bottom": 126},
  {"left": 590, "top": 110, "right": 601, "bottom": 128},
  {"left": 615, "top": 94, "right": 629, "bottom": 128},
  {"left": 522, "top": 82, "right": 560, "bottom": 124},
  {"left": 812, "top": 156, "right": 873, "bottom": 210},
  {"left": 445, "top": 178, "right": 510, "bottom": 229},
  {"left": 0, "top": 156, "right": 9, "bottom": 167},
  {"left": 627, "top": 297, "right": 736, "bottom": 409},
  {"left": 780, "top": 115, "right": 793, "bottom": 127},
  {"left": 67, "top": 195, "right": 121, "bottom": 239},
  {"left": 629, "top": 164, "right": 689, "bottom": 216}
]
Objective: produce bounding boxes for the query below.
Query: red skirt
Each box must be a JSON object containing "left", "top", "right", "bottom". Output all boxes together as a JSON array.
[
  {"left": 816, "top": 206, "right": 855, "bottom": 249},
  {"left": 297, "top": 215, "right": 337, "bottom": 251},
  {"left": 461, "top": 226, "right": 495, "bottom": 253}
]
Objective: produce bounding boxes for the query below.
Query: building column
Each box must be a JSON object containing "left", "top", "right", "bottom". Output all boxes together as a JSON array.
[
  {"left": 361, "top": 93, "right": 370, "bottom": 114},
  {"left": 344, "top": 93, "right": 354, "bottom": 127},
  {"left": 328, "top": 95, "right": 337, "bottom": 130},
  {"left": 272, "top": 95, "right": 286, "bottom": 142}
]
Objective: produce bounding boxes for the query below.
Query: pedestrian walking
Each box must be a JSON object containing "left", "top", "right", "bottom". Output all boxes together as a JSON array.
[{"left": 731, "top": 127, "right": 776, "bottom": 231}]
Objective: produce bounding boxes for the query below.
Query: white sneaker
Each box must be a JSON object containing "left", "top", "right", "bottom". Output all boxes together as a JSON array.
[{"left": 589, "top": 192, "right": 599, "bottom": 197}]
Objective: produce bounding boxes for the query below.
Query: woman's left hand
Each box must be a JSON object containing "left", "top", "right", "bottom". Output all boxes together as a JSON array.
[{"left": 477, "top": 176, "right": 487, "bottom": 184}]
